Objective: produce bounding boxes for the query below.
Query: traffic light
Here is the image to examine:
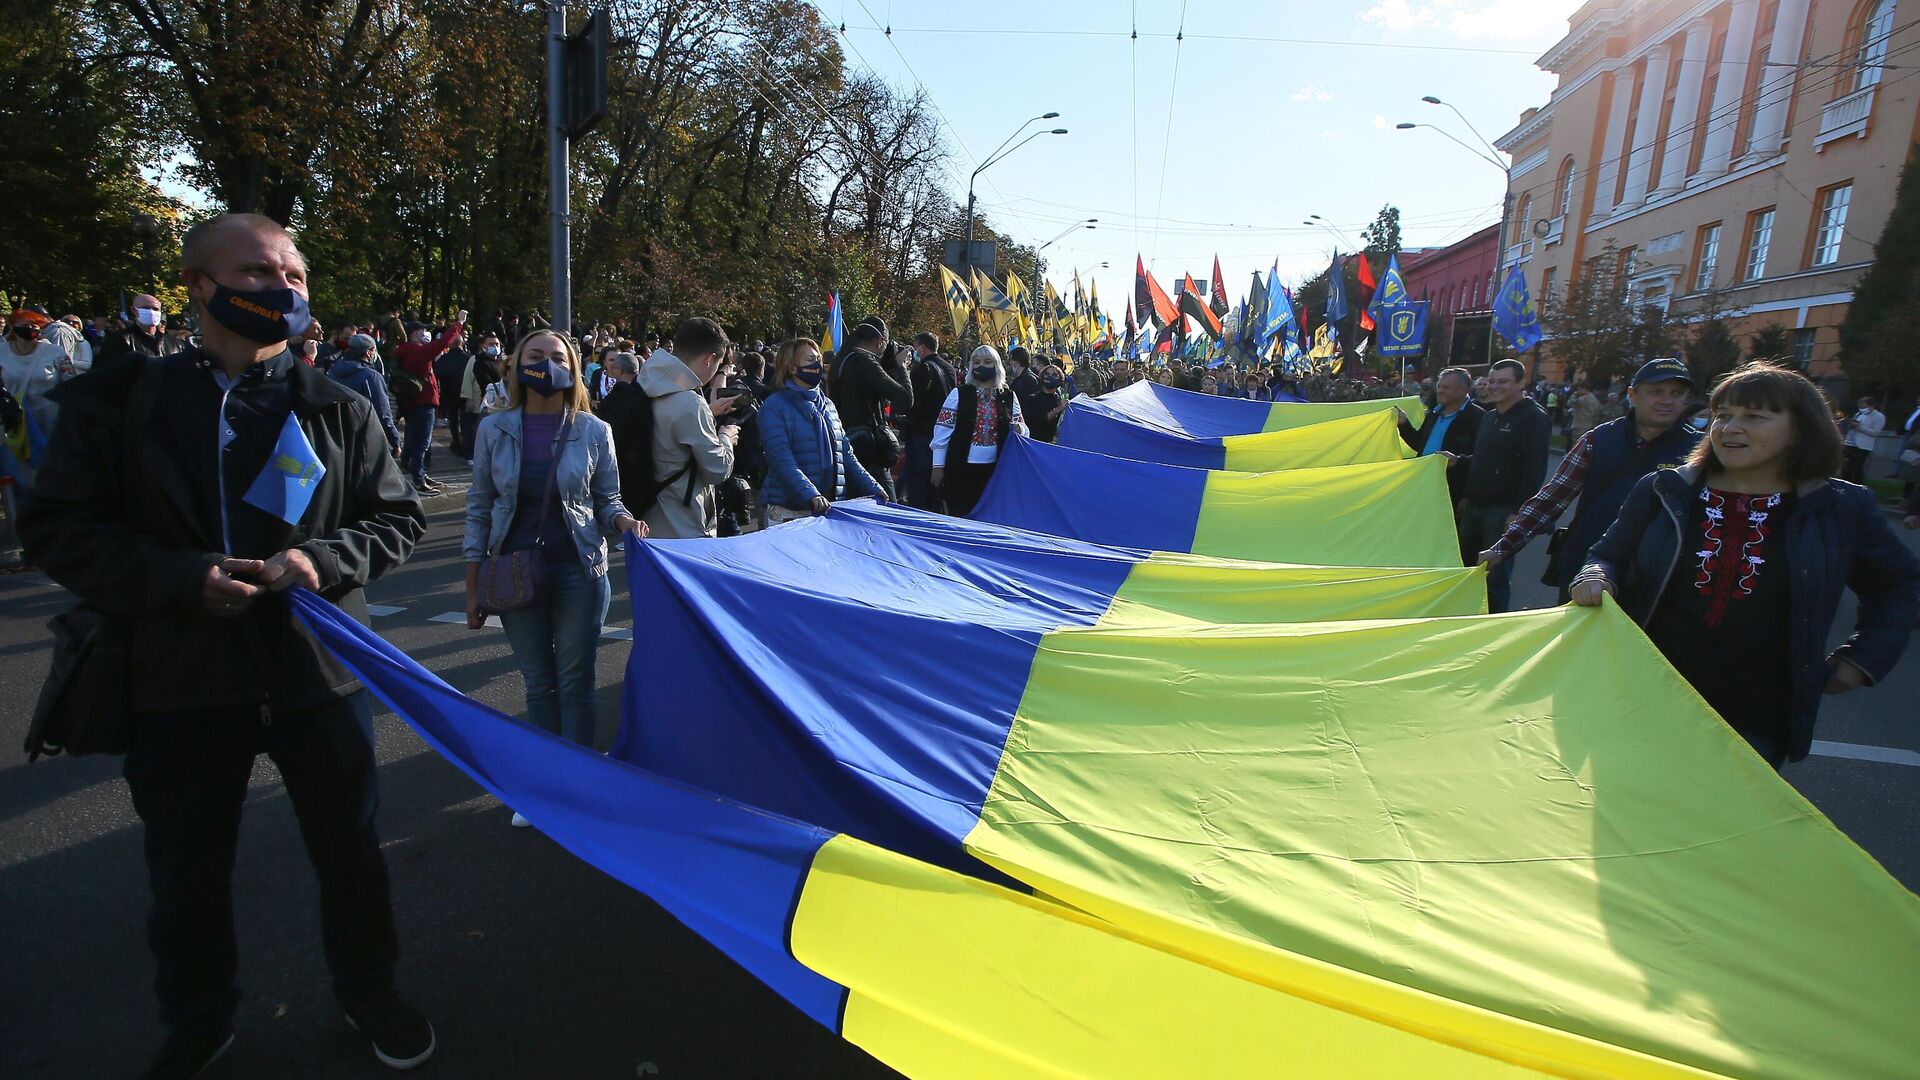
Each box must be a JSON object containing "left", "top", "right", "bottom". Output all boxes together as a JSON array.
[{"left": 565, "top": 9, "right": 609, "bottom": 138}]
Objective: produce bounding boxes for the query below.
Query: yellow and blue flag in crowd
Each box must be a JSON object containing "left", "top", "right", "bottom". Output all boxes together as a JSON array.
[
  {"left": 937, "top": 266, "right": 972, "bottom": 340},
  {"left": 1068, "top": 377, "right": 1424, "bottom": 436},
  {"left": 819, "top": 292, "right": 844, "bottom": 356},
  {"left": 1365, "top": 251, "right": 1412, "bottom": 327},
  {"left": 243, "top": 411, "right": 327, "bottom": 526},
  {"left": 1378, "top": 300, "right": 1429, "bottom": 358},
  {"left": 1059, "top": 401, "right": 1413, "bottom": 472},
  {"left": 1494, "top": 264, "right": 1545, "bottom": 352}
]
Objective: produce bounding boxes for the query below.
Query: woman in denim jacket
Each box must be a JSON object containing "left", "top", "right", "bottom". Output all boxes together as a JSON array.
[
  {"left": 1574, "top": 364, "right": 1919, "bottom": 767},
  {"left": 757, "top": 337, "right": 885, "bottom": 525},
  {"left": 465, "top": 330, "right": 645, "bottom": 813}
]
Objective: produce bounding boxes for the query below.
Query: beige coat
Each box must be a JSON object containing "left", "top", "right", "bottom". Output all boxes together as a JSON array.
[{"left": 638, "top": 348, "right": 735, "bottom": 538}]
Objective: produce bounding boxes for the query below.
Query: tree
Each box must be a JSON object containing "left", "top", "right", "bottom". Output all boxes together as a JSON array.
[
  {"left": 1687, "top": 318, "right": 1742, "bottom": 387},
  {"left": 1748, "top": 323, "right": 1793, "bottom": 363},
  {"left": 1360, "top": 205, "right": 1401, "bottom": 259},
  {"left": 1543, "top": 242, "right": 1637, "bottom": 387},
  {"left": 1838, "top": 142, "right": 1920, "bottom": 396}
]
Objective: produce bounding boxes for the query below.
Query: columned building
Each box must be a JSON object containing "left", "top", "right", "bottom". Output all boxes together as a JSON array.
[{"left": 1495, "top": 0, "right": 1915, "bottom": 386}]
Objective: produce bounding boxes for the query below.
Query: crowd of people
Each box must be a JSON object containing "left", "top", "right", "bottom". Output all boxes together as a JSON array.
[{"left": 5, "top": 211, "right": 1919, "bottom": 1079}]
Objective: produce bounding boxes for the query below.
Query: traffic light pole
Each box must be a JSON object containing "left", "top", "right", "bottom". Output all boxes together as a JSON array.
[{"left": 546, "top": 1, "right": 572, "bottom": 335}]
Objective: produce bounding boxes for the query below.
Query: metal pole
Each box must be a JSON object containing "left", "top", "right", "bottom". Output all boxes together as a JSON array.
[
  {"left": 546, "top": 2, "right": 571, "bottom": 335},
  {"left": 1488, "top": 182, "right": 1511, "bottom": 368}
]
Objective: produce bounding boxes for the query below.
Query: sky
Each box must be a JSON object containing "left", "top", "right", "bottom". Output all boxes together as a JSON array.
[{"left": 815, "top": 0, "right": 1585, "bottom": 315}]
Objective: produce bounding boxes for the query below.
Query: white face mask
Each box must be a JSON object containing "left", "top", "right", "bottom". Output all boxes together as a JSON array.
[{"left": 133, "top": 307, "right": 162, "bottom": 329}]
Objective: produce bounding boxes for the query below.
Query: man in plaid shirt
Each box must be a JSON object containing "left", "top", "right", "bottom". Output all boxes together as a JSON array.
[{"left": 1479, "top": 358, "right": 1701, "bottom": 603}]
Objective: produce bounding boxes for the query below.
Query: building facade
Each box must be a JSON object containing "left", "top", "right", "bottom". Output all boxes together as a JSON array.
[
  {"left": 1401, "top": 224, "right": 1501, "bottom": 368},
  {"left": 1494, "top": 0, "right": 1917, "bottom": 387}
]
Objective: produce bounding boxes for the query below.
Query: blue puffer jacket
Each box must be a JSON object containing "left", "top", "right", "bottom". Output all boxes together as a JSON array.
[
  {"left": 1578, "top": 464, "right": 1920, "bottom": 761},
  {"left": 758, "top": 384, "right": 881, "bottom": 510}
]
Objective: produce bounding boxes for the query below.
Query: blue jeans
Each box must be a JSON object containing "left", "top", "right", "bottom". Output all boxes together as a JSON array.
[
  {"left": 400, "top": 405, "right": 436, "bottom": 481},
  {"left": 500, "top": 557, "right": 611, "bottom": 746},
  {"left": 901, "top": 432, "right": 943, "bottom": 513}
]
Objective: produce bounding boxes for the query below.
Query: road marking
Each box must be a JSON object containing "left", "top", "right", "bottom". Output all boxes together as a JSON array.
[
  {"left": 601, "top": 627, "right": 632, "bottom": 641},
  {"left": 430, "top": 611, "right": 500, "bottom": 629},
  {"left": 1811, "top": 740, "right": 1920, "bottom": 768},
  {"left": 367, "top": 605, "right": 406, "bottom": 617}
]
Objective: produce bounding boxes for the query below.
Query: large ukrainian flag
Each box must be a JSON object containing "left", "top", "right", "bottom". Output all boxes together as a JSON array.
[
  {"left": 972, "top": 436, "right": 1459, "bottom": 567},
  {"left": 292, "top": 504, "right": 1920, "bottom": 1079},
  {"left": 1059, "top": 398, "right": 1414, "bottom": 470},
  {"left": 1070, "top": 377, "right": 1426, "bottom": 439}
]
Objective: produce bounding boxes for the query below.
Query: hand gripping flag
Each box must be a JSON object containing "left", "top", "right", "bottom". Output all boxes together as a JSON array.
[
  {"left": 1209, "top": 256, "right": 1230, "bottom": 319},
  {"left": 819, "top": 292, "right": 844, "bottom": 356},
  {"left": 937, "top": 266, "right": 973, "bottom": 340},
  {"left": 1365, "top": 253, "right": 1411, "bottom": 329},
  {"left": 1355, "top": 254, "right": 1378, "bottom": 332},
  {"left": 244, "top": 411, "right": 327, "bottom": 526},
  {"left": 1493, "top": 264, "right": 1545, "bottom": 353}
]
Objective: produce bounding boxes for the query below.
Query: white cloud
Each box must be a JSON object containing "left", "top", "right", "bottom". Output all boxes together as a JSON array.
[
  {"left": 1292, "top": 83, "right": 1335, "bottom": 103},
  {"left": 1372, "top": 114, "right": 1390, "bottom": 130},
  {"left": 1361, "top": 0, "right": 1579, "bottom": 41}
]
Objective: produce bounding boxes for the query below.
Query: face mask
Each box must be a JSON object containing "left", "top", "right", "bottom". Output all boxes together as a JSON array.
[
  {"left": 203, "top": 283, "right": 312, "bottom": 344},
  {"left": 133, "top": 307, "right": 163, "bottom": 329},
  {"left": 517, "top": 357, "right": 574, "bottom": 397},
  {"left": 972, "top": 366, "right": 996, "bottom": 383},
  {"left": 482, "top": 346, "right": 500, "bottom": 357},
  {"left": 793, "top": 363, "right": 823, "bottom": 388},
  {"left": 10, "top": 324, "right": 39, "bottom": 340},
  {"left": 1043, "top": 377, "right": 1062, "bottom": 389}
]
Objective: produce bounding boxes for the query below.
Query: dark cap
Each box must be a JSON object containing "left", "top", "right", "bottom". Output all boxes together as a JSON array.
[
  {"left": 1630, "top": 357, "right": 1694, "bottom": 389},
  {"left": 855, "top": 316, "right": 887, "bottom": 340},
  {"left": 346, "top": 333, "right": 376, "bottom": 355}
]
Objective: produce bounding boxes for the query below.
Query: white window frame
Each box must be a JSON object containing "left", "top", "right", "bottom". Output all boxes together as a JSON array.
[
  {"left": 1857, "top": 0, "right": 1897, "bottom": 91},
  {"left": 1813, "top": 184, "right": 1851, "bottom": 266},
  {"left": 1745, "top": 209, "right": 1775, "bottom": 281}
]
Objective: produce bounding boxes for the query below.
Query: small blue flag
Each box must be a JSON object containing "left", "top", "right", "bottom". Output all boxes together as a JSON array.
[
  {"left": 1493, "top": 265, "right": 1545, "bottom": 353},
  {"left": 1378, "top": 301, "right": 1430, "bottom": 357},
  {"left": 1325, "top": 251, "right": 1349, "bottom": 326},
  {"left": 1366, "top": 253, "right": 1411, "bottom": 327},
  {"left": 244, "top": 411, "right": 327, "bottom": 526}
]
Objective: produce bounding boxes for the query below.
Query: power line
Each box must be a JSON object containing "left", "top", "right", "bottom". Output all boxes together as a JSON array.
[{"left": 1149, "top": 0, "right": 1190, "bottom": 268}]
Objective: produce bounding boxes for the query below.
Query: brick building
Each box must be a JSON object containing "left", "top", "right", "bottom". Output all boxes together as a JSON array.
[
  {"left": 1401, "top": 224, "right": 1502, "bottom": 368},
  {"left": 1493, "top": 0, "right": 1917, "bottom": 390}
]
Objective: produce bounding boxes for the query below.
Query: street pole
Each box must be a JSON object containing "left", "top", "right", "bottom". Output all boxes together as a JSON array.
[
  {"left": 546, "top": 1, "right": 571, "bottom": 336},
  {"left": 1488, "top": 186, "right": 1511, "bottom": 368}
]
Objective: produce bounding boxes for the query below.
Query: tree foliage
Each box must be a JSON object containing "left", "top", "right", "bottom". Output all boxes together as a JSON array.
[
  {"left": 11, "top": 0, "right": 1006, "bottom": 341},
  {"left": 1838, "top": 142, "right": 1920, "bottom": 396},
  {"left": 1360, "top": 205, "right": 1401, "bottom": 259}
]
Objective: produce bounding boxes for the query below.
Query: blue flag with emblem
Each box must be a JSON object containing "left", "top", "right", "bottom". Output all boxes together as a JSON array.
[
  {"left": 1377, "top": 301, "right": 1429, "bottom": 357},
  {"left": 1325, "top": 251, "right": 1349, "bottom": 326},
  {"left": 1493, "top": 265, "right": 1544, "bottom": 353},
  {"left": 244, "top": 411, "right": 326, "bottom": 526},
  {"left": 1365, "top": 253, "right": 1412, "bottom": 328}
]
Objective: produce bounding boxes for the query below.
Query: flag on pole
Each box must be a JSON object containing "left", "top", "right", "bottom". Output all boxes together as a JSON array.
[
  {"left": 938, "top": 266, "right": 973, "bottom": 341},
  {"left": 1177, "top": 274, "right": 1223, "bottom": 341},
  {"left": 972, "top": 269, "right": 1018, "bottom": 344},
  {"left": 1325, "top": 251, "right": 1349, "bottom": 327},
  {"left": 820, "top": 292, "right": 844, "bottom": 356},
  {"left": 1492, "top": 265, "right": 1545, "bottom": 353},
  {"left": 1209, "top": 257, "right": 1230, "bottom": 320},
  {"left": 1355, "top": 255, "right": 1379, "bottom": 332},
  {"left": 1258, "top": 267, "right": 1293, "bottom": 353},
  {"left": 1004, "top": 273, "right": 1037, "bottom": 347},
  {"left": 1135, "top": 257, "right": 1177, "bottom": 329}
]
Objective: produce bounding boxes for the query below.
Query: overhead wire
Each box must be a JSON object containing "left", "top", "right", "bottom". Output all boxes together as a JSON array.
[{"left": 1149, "top": 0, "right": 1190, "bottom": 268}]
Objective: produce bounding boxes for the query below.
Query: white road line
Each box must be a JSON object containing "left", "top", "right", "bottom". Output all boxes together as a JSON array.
[
  {"left": 430, "top": 611, "right": 500, "bottom": 628},
  {"left": 601, "top": 627, "right": 632, "bottom": 641},
  {"left": 366, "top": 605, "right": 406, "bottom": 617},
  {"left": 1810, "top": 740, "right": 1920, "bottom": 768}
]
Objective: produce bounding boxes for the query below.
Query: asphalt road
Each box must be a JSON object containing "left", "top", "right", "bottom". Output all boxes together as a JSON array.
[{"left": 3, "top": 448, "right": 1916, "bottom": 1078}]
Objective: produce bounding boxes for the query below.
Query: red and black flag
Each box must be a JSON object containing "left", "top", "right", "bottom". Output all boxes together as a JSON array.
[
  {"left": 1135, "top": 256, "right": 1178, "bottom": 329},
  {"left": 1209, "top": 256, "right": 1230, "bottom": 320},
  {"left": 1354, "top": 254, "right": 1378, "bottom": 332},
  {"left": 1178, "top": 273, "right": 1224, "bottom": 341}
]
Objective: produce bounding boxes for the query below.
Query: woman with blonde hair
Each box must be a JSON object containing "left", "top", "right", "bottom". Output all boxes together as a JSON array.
[
  {"left": 757, "top": 337, "right": 885, "bottom": 524},
  {"left": 930, "top": 345, "right": 1027, "bottom": 516},
  {"left": 465, "top": 330, "right": 645, "bottom": 816}
]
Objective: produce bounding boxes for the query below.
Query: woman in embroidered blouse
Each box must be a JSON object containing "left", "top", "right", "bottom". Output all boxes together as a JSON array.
[{"left": 1573, "top": 363, "right": 1919, "bottom": 768}]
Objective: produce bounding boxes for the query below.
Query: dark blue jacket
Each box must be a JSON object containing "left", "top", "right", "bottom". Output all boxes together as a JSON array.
[
  {"left": 1578, "top": 465, "right": 1920, "bottom": 761},
  {"left": 327, "top": 355, "right": 400, "bottom": 449},
  {"left": 759, "top": 384, "right": 881, "bottom": 510},
  {"left": 1547, "top": 415, "right": 1701, "bottom": 588}
]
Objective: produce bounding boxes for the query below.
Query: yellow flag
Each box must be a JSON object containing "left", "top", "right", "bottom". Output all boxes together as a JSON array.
[{"left": 938, "top": 266, "right": 973, "bottom": 341}]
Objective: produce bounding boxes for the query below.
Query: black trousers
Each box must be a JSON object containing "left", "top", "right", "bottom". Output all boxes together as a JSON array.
[
  {"left": 941, "top": 460, "right": 996, "bottom": 518},
  {"left": 123, "top": 691, "right": 397, "bottom": 1037}
]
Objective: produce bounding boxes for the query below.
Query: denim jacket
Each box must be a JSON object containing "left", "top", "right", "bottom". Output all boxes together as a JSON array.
[{"left": 465, "top": 407, "right": 631, "bottom": 578}]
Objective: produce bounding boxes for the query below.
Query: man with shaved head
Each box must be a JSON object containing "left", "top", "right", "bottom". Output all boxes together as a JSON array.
[
  {"left": 102, "top": 292, "right": 180, "bottom": 358},
  {"left": 21, "top": 212, "right": 433, "bottom": 1077}
]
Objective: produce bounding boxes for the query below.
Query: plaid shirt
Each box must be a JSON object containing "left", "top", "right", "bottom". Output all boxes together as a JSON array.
[{"left": 1489, "top": 429, "right": 1597, "bottom": 557}]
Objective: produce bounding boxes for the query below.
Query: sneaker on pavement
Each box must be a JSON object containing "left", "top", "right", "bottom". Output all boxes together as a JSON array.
[
  {"left": 344, "top": 991, "right": 436, "bottom": 1070},
  {"left": 142, "top": 1030, "right": 234, "bottom": 1080},
  {"left": 510, "top": 811, "right": 531, "bottom": 828}
]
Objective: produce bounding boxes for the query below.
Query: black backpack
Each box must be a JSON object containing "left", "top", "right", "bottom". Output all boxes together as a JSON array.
[{"left": 605, "top": 385, "right": 693, "bottom": 517}]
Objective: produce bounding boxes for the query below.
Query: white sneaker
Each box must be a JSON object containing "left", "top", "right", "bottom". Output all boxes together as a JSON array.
[{"left": 509, "top": 811, "right": 531, "bottom": 828}]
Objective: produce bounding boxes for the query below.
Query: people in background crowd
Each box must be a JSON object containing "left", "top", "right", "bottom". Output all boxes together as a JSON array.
[
  {"left": 638, "top": 317, "right": 739, "bottom": 539},
  {"left": 1454, "top": 358, "right": 1551, "bottom": 613},
  {"left": 931, "top": 345, "right": 1027, "bottom": 517},
  {"left": 757, "top": 337, "right": 885, "bottom": 526}
]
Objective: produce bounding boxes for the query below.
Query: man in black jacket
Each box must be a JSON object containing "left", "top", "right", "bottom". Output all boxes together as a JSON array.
[
  {"left": 19, "top": 213, "right": 433, "bottom": 1079},
  {"left": 1397, "top": 366, "right": 1483, "bottom": 508},
  {"left": 832, "top": 318, "right": 912, "bottom": 500},
  {"left": 1455, "top": 358, "right": 1551, "bottom": 613},
  {"left": 900, "top": 331, "right": 954, "bottom": 512},
  {"left": 100, "top": 293, "right": 181, "bottom": 359}
]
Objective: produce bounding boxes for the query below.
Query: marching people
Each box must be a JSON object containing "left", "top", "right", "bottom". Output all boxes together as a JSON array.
[
  {"left": 19, "top": 213, "right": 432, "bottom": 1077},
  {"left": 1573, "top": 363, "right": 1920, "bottom": 768},
  {"left": 101, "top": 293, "right": 179, "bottom": 358},
  {"left": 326, "top": 333, "right": 402, "bottom": 451},
  {"left": 832, "top": 318, "right": 912, "bottom": 501},
  {"left": 899, "top": 332, "right": 955, "bottom": 512},
  {"left": 1397, "top": 366, "right": 1483, "bottom": 509},
  {"left": 1025, "top": 363, "right": 1068, "bottom": 443},
  {"left": 1479, "top": 358, "right": 1702, "bottom": 603},
  {"left": 638, "top": 317, "right": 740, "bottom": 539},
  {"left": 930, "top": 345, "right": 1027, "bottom": 517},
  {"left": 465, "top": 328, "right": 644, "bottom": 777},
  {"left": 390, "top": 314, "right": 466, "bottom": 494},
  {"left": 1454, "top": 358, "right": 1552, "bottom": 613},
  {"left": 1842, "top": 396, "right": 1885, "bottom": 483},
  {"left": 757, "top": 337, "right": 886, "bottom": 525},
  {"left": 4, "top": 308, "right": 67, "bottom": 449}
]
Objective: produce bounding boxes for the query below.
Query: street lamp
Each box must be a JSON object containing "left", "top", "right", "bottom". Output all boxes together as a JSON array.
[
  {"left": 1398, "top": 101, "right": 1513, "bottom": 366},
  {"left": 130, "top": 212, "right": 160, "bottom": 294},
  {"left": 1303, "top": 215, "right": 1360, "bottom": 252},
  {"left": 965, "top": 114, "right": 1066, "bottom": 278},
  {"left": 1034, "top": 219, "right": 1097, "bottom": 323}
]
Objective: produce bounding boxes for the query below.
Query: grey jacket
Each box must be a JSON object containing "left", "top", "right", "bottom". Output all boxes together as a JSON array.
[
  {"left": 638, "top": 348, "right": 735, "bottom": 538},
  {"left": 465, "top": 406, "right": 631, "bottom": 577}
]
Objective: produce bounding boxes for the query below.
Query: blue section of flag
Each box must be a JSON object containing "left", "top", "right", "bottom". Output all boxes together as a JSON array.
[
  {"left": 1378, "top": 301, "right": 1430, "bottom": 357},
  {"left": 824, "top": 292, "right": 845, "bottom": 354},
  {"left": 1493, "top": 265, "right": 1544, "bottom": 353},
  {"left": 1325, "top": 251, "right": 1349, "bottom": 325},
  {"left": 1258, "top": 262, "right": 1293, "bottom": 353},
  {"left": 243, "top": 411, "right": 327, "bottom": 526},
  {"left": 1366, "top": 253, "right": 1411, "bottom": 325}
]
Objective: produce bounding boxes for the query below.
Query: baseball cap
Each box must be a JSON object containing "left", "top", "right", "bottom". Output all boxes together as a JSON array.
[
  {"left": 1630, "top": 357, "right": 1694, "bottom": 389},
  {"left": 346, "top": 333, "right": 377, "bottom": 355}
]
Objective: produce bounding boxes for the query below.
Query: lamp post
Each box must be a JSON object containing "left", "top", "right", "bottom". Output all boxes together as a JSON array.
[
  {"left": 1034, "top": 219, "right": 1097, "bottom": 329},
  {"left": 1304, "top": 214, "right": 1360, "bottom": 251},
  {"left": 964, "top": 113, "right": 1065, "bottom": 278},
  {"left": 1398, "top": 99, "right": 1512, "bottom": 367},
  {"left": 130, "top": 213, "right": 160, "bottom": 294}
]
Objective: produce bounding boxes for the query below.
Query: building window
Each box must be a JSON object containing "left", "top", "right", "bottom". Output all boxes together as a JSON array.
[
  {"left": 1541, "top": 265, "right": 1557, "bottom": 306},
  {"left": 1856, "top": 0, "right": 1897, "bottom": 91},
  {"left": 1695, "top": 223, "right": 1722, "bottom": 291},
  {"left": 1558, "top": 157, "right": 1576, "bottom": 216},
  {"left": 1514, "top": 195, "right": 1532, "bottom": 247},
  {"left": 1620, "top": 246, "right": 1639, "bottom": 281},
  {"left": 1744, "top": 208, "right": 1775, "bottom": 280},
  {"left": 1791, "top": 327, "right": 1817, "bottom": 368},
  {"left": 1813, "top": 183, "right": 1852, "bottom": 265}
]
